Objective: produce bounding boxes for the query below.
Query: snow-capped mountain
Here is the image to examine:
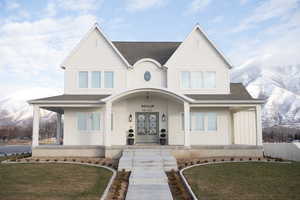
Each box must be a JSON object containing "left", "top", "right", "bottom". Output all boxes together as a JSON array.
[
  {"left": 1, "top": 64, "right": 300, "bottom": 129},
  {"left": 0, "top": 88, "right": 61, "bottom": 126},
  {"left": 231, "top": 62, "right": 300, "bottom": 127}
]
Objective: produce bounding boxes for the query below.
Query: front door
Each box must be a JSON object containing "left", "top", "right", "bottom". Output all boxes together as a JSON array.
[{"left": 136, "top": 112, "right": 159, "bottom": 143}]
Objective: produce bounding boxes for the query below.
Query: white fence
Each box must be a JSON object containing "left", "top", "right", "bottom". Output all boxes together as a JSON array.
[{"left": 263, "top": 143, "right": 300, "bottom": 161}]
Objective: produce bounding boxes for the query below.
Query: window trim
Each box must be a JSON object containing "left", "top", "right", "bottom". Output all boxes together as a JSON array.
[
  {"left": 78, "top": 71, "right": 89, "bottom": 88},
  {"left": 180, "top": 70, "right": 216, "bottom": 89},
  {"left": 77, "top": 71, "right": 115, "bottom": 89},
  {"left": 77, "top": 112, "right": 102, "bottom": 132},
  {"left": 91, "top": 71, "right": 101, "bottom": 88}
]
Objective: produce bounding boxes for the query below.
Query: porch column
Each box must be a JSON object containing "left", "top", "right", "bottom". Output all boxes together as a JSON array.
[
  {"left": 56, "top": 113, "right": 62, "bottom": 145},
  {"left": 104, "top": 102, "right": 112, "bottom": 147},
  {"left": 256, "top": 105, "right": 263, "bottom": 146},
  {"left": 184, "top": 102, "right": 190, "bottom": 147},
  {"left": 32, "top": 105, "right": 40, "bottom": 147}
]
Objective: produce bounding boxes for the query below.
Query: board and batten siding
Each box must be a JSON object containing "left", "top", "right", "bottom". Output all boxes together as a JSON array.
[{"left": 233, "top": 110, "right": 257, "bottom": 145}]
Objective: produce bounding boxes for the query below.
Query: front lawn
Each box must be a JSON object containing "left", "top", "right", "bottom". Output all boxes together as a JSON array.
[
  {"left": 184, "top": 162, "right": 300, "bottom": 200},
  {"left": 0, "top": 163, "right": 112, "bottom": 200}
]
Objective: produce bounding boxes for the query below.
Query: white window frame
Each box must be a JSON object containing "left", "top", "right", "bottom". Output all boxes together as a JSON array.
[
  {"left": 180, "top": 70, "right": 216, "bottom": 89},
  {"left": 207, "top": 112, "right": 217, "bottom": 131},
  {"left": 183, "top": 112, "right": 218, "bottom": 132},
  {"left": 77, "top": 71, "right": 115, "bottom": 89},
  {"left": 203, "top": 71, "right": 216, "bottom": 88},
  {"left": 104, "top": 71, "right": 114, "bottom": 89},
  {"left": 91, "top": 71, "right": 101, "bottom": 88},
  {"left": 77, "top": 112, "right": 102, "bottom": 132},
  {"left": 78, "top": 71, "right": 89, "bottom": 88}
]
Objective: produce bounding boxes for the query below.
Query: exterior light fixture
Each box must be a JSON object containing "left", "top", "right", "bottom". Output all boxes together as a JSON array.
[
  {"left": 162, "top": 113, "right": 166, "bottom": 121},
  {"left": 129, "top": 114, "right": 133, "bottom": 122}
]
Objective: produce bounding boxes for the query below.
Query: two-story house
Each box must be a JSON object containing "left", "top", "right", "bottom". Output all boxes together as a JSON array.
[{"left": 29, "top": 24, "right": 264, "bottom": 158}]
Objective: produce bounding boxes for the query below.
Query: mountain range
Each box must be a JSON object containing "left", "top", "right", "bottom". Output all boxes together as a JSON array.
[{"left": 1, "top": 64, "right": 300, "bottom": 128}]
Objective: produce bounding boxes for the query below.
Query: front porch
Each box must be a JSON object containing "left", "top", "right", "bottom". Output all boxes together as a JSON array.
[{"left": 29, "top": 87, "right": 264, "bottom": 158}]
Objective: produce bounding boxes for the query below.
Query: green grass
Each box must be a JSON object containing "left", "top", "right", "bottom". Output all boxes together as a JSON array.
[
  {"left": 184, "top": 162, "right": 300, "bottom": 200},
  {"left": 0, "top": 163, "right": 112, "bottom": 200}
]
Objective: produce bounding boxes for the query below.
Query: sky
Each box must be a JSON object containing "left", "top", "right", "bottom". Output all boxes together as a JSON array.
[{"left": 0, "top": 0, "right": 299, "bottom": 96}]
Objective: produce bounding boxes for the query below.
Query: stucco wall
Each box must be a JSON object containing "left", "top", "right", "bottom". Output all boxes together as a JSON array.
[
  {"left": 263, "top": 143, "right": 300, "bottom": 161},
  {"left": 189, "top": 107, "right": 231, "bottom": 145},
  {"left": 233, "top": 110, "right": 257, "bottom": 145},
  {"left": 64, "top": 107, "right": 104, "bottom": 145}
]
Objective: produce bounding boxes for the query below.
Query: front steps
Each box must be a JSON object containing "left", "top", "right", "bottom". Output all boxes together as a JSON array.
[
  {"left": 118, "top": 149, "right": 177, "bottom": 200},
  {"left": 118, "top": 149, "right": 178, "bottom": 172}
]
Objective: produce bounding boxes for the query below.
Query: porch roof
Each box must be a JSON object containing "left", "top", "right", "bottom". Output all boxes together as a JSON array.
[
  {"left": 28, "top": 94, "right": 109, "bottom": 104},
  {"left": 187, "top": 83, "right": 264, "bottom": 103}
]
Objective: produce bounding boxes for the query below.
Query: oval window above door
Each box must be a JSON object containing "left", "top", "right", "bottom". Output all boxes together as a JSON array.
[{"left": 144, "top": 71, "right": 151, "bottom": 81}]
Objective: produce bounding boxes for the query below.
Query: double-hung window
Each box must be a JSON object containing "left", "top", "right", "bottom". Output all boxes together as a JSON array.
[
  {"left": 204, "top": 72, "right": 216, "bottom": 88},
  {"left": 77, "top": 112, "right": 101, "bottom": 131},
  {"left": 78, "top": 71, "right": 114, "bottom": 88},
  {"left": 207, "top": 112, "right": 217, "bottom": 131},
  {"left": 104, "top": 71, "right": 114, "bottom": 88},
  {"left": 91, "top": 71, "right": 101, "bottom": 88},
  {"left": 78, "top": 71, "right": 88, "bottom": 88},
  {"left": 191, "top": 112, "right": 204, "bottom": 131},
  {"left": 181, "top": 71, "right": 190, "bottom": 88},
  {"left": 180, "top": 71, "right": 216, "bottom": 89},
  {"left": 181, "top": 112, "right": 218, "bottom": 131},
  {"left": 191, "top": 72, "right": 203, "bottom": 88}
]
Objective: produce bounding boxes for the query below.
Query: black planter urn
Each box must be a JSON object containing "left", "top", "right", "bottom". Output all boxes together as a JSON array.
[
  {"left": 160, "top": 129, "right": 167, "bottom": 145},
  {"left": 128, "top": 130, "right": 134, "bottom": 145}
]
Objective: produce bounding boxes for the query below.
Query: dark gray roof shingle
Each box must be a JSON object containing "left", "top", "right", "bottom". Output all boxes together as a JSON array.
[
  {"left": 112, "top": 41, "right": 181, "bottom": 65},
  {"left": 186, "top": 83, "right": 256, "bottom": 101},
  {"left": 30, "top": 94, "right": 109, "bottom": 102}
]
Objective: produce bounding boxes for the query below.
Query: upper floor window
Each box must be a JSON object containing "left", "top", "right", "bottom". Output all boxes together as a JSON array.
[
  {"left": 79, "top": 71, "right": 88, "bottom": 88},
  {"left": 104, "top": 71, "right": 114, "bottom": 88},
  {"left": 204, "top": 72, "right": 216, "bottom": 88},
  {"left": 180, "top": 71, "right": 216, "bottom": 89},
  {"left": 78, "top": 71, "right": 114, "bottom": 89},
  {"left": 91, "top": 71, "right": 101, "bottom": 88}
]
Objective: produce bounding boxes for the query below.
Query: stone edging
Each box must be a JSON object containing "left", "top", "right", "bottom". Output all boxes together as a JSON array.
[
  {"left": 1, "top": 160, "right": 116, "bottom": 200},
  {"left": 179, "top": 160, "right": 292, "bottom": 200}
]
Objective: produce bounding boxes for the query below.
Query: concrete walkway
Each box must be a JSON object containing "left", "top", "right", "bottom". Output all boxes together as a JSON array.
[{"left": 118, "top": 149, "right": 177, "bottom": 200}]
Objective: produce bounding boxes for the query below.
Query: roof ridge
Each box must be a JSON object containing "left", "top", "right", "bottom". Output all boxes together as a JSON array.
[{"left": 112, "top": 41, "right": 181, "bottom": 43}]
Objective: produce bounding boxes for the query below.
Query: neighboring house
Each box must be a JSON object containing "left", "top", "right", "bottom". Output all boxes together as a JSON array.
[{"left": 29, "top": 24, "right": 264, "bottom": 158}]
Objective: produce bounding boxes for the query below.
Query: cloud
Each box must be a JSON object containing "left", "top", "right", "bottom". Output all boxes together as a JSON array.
[
  {"left": 186, "top": 0, "right": 212, "bottom": 14},
  {"left": 229, "top": 9, "right": 300, "bottom": 68},
  {"left": 5, "top": 0, "right": 20, "bottom": 10},
  {"left": 233, "top": 0, "right": 300, "bottom": 32},
  {"left": 125, "top": 0, "right": 167, "bottom": 11},
  {"left": 44, "top": 0, "right": 103, "bottom": 17},
  {"left": 0, "top": 15, "right": 98, "bottom": 95}
]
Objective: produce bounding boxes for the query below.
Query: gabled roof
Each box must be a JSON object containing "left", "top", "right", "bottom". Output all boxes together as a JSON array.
[
  {"left": 113, "top": 42, "right": 181, "bottom": 65},
  {"left": 60, "top": 23, "right": 131, "bottom": 69},
  {"left": 164, "top": 24, "right": 233, "bottom": 68}
]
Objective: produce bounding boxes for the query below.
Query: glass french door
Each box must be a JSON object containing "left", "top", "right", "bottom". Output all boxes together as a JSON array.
[{"left": 135, "top": 112, "right": 159, "bottom": 143}]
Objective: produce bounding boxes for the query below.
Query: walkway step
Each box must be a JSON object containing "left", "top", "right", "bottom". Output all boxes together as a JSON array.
[{"left": 119, "top": 148, "right": 176, "bottom": 200}]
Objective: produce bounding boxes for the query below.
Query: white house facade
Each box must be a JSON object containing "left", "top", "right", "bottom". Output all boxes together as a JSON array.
[{"left": 29, "top": 24, "right": 264, "bottom": 158}]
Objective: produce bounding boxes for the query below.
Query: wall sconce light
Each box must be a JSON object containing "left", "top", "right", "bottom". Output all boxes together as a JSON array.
[
  {"left": 129, "top": 114, "right": 133, "bottom": 122},
  {"left": 162, "top": 113, "right": 166, "bottom": 121}
]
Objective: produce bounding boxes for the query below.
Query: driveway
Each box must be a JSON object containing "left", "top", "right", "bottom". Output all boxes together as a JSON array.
[{"left": 0, "top": 145, "right": 31, "bottom": 156}]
